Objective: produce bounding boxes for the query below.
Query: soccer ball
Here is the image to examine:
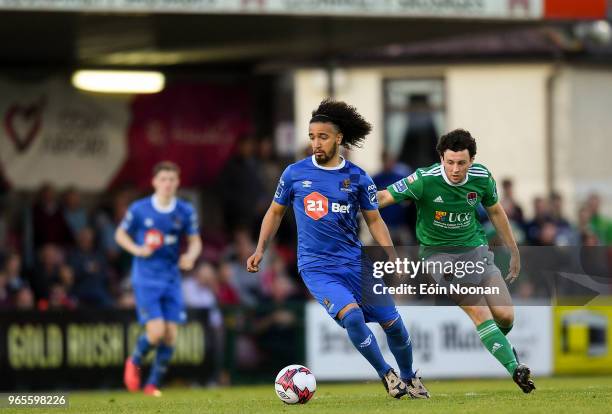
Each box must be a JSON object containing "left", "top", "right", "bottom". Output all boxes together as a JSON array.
[{"left": 274, "top": 364, "right": 316, "bottom": 404}]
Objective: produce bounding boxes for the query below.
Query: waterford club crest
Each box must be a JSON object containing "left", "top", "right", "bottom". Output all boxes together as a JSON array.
[{"left": 466, "top": 192, "right": 478, "bottom": 206}]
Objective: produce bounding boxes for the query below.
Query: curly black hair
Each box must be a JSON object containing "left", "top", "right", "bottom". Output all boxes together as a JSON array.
[
  {"left": 310, "top": 99, "right": 372, "bottom": 149},
  {"left": 436, "top": 129, "right": 477, "bottom": 158}
]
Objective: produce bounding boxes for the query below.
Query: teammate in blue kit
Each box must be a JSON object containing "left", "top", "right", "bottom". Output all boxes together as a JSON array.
[
  {"left": 116, "top": 161, "right": 202, "bottom": 397},
  {"left": 247, "top": 99, "right": 429, "bottom": 399}
]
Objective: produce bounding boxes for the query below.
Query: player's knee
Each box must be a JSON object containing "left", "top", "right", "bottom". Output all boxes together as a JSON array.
[
  {"left": 163, "top": 325, "right": 178, "bottom": 345},
  {"left": 494, "top": 307, "right": 514, "bottom": 328},
  {"left": 382, "top": 316, "right": 402, "bottom": 333},
  {"left": 464, "top": 306, "right": 492, "bottom": 326},
  {"left": 339, "top": 307, "right": 365, "bottom": 330}
]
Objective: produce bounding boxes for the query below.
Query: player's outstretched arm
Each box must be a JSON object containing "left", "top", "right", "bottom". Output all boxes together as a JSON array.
[
  {"left": 485, "top": 202, "right": 521, "bottom": 283},
  {"left": 377, "top": 189, "right": 397, "bottom": 209},
  {"left": 247, "top": 201, "right": 287, "bottom": 273},
  {"left": 179, "top": 234, "right": 203, "bottom": 271},
  {"left": 115, "top": 227, "right": 152, "bottom": 258}
]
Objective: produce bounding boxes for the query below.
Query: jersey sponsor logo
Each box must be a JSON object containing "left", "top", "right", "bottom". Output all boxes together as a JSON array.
[
  {"left": 144, "top": 229, "right": 164, "bottom": 250},
  {"left": 433, "top": 210, "right": 472, "bottom": 229},
  {"left": 434, "top": 195, "right": 444, "bottom": 203},
  {"left": 392, "top": 179, "right": 407, "bottom": 193},
  {"left": 304, "top": 192, "right": 329, "bottom": 220},
  {"left": 304, "top": 192, "right": 351, "bottom": 220},
  {"left": 467, "top": 191, "right": 478, "bottom": 206},
  {"left": 302, "top": 180, "right": 312, "bottom": 188},
  {"left": 339, "top": 178, "right": 352, "bottom": 192},
  {"left": 407, "top": 172, "right": 418, "bottom": 184}
]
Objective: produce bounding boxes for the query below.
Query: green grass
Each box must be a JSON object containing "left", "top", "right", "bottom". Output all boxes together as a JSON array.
[{"left": 4, "top": 376, "right": 612, "bottom": 413}]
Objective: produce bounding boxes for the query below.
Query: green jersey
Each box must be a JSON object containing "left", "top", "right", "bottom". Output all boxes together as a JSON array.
[{"left": 387, "top": 162, "right": 498, "bottom": 248}]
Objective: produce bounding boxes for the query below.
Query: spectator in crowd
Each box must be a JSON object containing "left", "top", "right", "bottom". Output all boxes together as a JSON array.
[
  {"left": 216, "top": 260, "right": 241, "bottom": 306},
  {"left": 500, "top": 179, "right": 525, "bottom": 226},
  {"left": 258, "top": 138, "right": 283, "bottom": 200},
  {"left": 30, "top": 244, "right": 67, "bottom": 301},
  {"left": 549, "top": 192, "right": 578, "bottom": 245},
  {"left": 183, "top": 262, "right": 220, "bottom": 312},
  {"left": 225, "top": 229, "right": 263, "bottom": 307},
  {"left": 373, "top": 152, "right": 413, "bottom": 244},
  {"left": 63, "top": 187, "right": 89, "bottom": 239},
  {"left": 3, "top": 251, "right": 27, "bottom": 300},
  {"left": 219, "top": 136, "right": 267, "bottom": 232},
  {"left": 586, "top": 193, "right": 612, "bottom": 245},
  {"left": 32, "top": 183, "right": 73, "bottom": 248},
  {"left": 67, "top": 227, "right": 114, "bottom": 308},
  {"left": 0, "top": 272, "right": 10, "bottom": 309},
  {"left": 13, "top": 286, "right": 34, "bottom": 310},
  {"left": 525, "top": 197, "right": 552, "bottom": 245}
]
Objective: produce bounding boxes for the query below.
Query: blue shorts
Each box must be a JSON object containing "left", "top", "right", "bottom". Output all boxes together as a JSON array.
[
  {"left": 133, "top": 280, "right": 186, "bottom": 325},
  {"left": 301, "top": 264, "right": 398, "bottom": 325}
]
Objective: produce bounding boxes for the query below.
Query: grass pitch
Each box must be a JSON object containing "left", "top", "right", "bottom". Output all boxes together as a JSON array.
[{"left": 4, "top": 376, "right": 612, "bottom": 414}]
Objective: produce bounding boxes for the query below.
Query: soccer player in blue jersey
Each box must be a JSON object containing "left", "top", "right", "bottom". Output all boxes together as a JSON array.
[
  {"left": 247, "top": 99, "right": 429, "bottom": 399},
  {"left": 116, "top": 161, "right": 202, "bottom": 397}
]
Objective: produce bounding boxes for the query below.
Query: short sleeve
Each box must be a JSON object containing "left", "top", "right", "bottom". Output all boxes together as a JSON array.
[
  {"left": 387, "top": 171, "right": 423, "bottom": 202},
  {"left": 184, "top": 204, "right": 200, "bottom": 236},
  {"left": 119, "top": 203, "right": 139, "bottom": 235},
  {"left": 273, "top": 165, "right": 293, "bottom": 206},
  {"left": 481, "top": 176, "right": 499, "bottom": 207},
  {"left": 359, "top": 172, "right": 378, "bottom": 211}
]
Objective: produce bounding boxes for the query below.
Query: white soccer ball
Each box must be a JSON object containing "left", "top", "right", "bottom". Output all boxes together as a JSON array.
[{"left": 274, "top": 364, "right": 316, "bottom": 404}]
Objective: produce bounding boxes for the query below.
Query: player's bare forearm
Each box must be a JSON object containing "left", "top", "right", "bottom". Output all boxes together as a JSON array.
[
  {"left": 362, "top": 209, "right": 397, "bottom": 261},
  {"left": 115, "top": 227, "right": 148, "bottom": 257},
  {"left": 376, "top": 190, "right": 397, "bottom": 209},
  {"left": 247, "top": 201, "right": 287, "bottom": 273},
  {"left": 486, "top": 202, "right": 521, "bottom": 282},
  {"left": 255, "top": 201, "right": 287, "bottom": 254},
  {"left": 486, "top": 203, "right": 518, "bottom": 254},
  {"left": 184, "top": 235, "right": 203, "bottom": 262}
]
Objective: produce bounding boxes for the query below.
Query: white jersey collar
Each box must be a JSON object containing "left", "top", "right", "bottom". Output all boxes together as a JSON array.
[
  {"left": 311, "top": 154, "right": 346, "bottom": 170},
  {"left": 440, "top": 164, "right": 469, "bottom": 186},
  {"left": 151, "top": 195, "right": 177, "bottom": 213}
]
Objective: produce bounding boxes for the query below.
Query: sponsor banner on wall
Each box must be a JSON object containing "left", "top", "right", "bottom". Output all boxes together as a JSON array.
[
  {"left": 0, "top": 78, "right": 129, "bottom": 191},
  {"left": 110, "top": 82, "right": 251, "bottom": 189},
  {"left": 0, "top": 78, "right": 252, "bottom": 191},
  {"left": 0, "top": 0, "right": 548, "bottom": 19},
  {"left": 554, "top": 303, "right": 612, "bottom": 374},
  {"left": 306, "top": 302, "right": 552, "bottom": 380},
  {"left": 0, "top": 309, "right": 216, "bottom": 390}
]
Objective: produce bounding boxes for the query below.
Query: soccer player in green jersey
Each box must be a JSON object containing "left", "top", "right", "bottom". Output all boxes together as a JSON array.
[{"left": 377, "top": 129, "right": 535, "bottom": 393}]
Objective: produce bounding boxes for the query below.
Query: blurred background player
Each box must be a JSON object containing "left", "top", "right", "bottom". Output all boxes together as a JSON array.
[
  {"left": 115, "top": 161, "right": 202, "bottom": 396},
  {"left": 247, "top": 99, "right": 429, "bottom": 399},
  {"left": 377, "top": 129, "right": 535, "bottom": 394}
]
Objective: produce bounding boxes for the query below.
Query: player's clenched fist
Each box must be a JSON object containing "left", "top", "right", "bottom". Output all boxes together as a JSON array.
[
  {"left": 247, "top": 251, "right": 263, "bottom": 273},
  {"left": 178, "top": 254, "right": 196, "bottom": 271}
]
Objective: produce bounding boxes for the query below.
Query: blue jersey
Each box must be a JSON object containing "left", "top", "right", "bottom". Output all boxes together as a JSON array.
[
  {"left": 274, "top": 155, "right": 378, "bottom": 271},
  {"left": 120, "top": 196, "right": 199, "bottom": 286}
]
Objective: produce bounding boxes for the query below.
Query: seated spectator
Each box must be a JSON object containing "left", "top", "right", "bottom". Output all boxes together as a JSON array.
[
  {"left": 3, "top": 251, "right": 27, "bottom": 298},
  {"left": 224, "top": 229, "right": 263, "bottom": 307},
  {"left": 525, "top": 197, "right": 552, "bottom": 245},
  {"left": 67, "top": 227, "right": 114, "bottom": 308},
  {"left": 217, "top": 260, "right": 240, "bottom": 306},
  {"left": 32, "top": 183, "right": 73, "bottom": 248},
  {"left": 500, "top": 179, "right": 525, "bottom": 226},
  {"left": 63, "top": 187, "right": 89, "bottom": 239},
  {"left": 30, "top": 243, "right": 66, "bottom": 301},
  {"left": 14, "top": 286, "right": 35, "bottom": 310},
  {"left": 586, "top": 193, "right": 612, "bottom": 245}
]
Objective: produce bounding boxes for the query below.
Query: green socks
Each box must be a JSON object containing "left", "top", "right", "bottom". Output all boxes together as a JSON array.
[
  {"left": 496, "top": 322, "right": 513, "bottom": 336},
  {"left": 477, "top": 320, "right": 518, "bottom": 375}
]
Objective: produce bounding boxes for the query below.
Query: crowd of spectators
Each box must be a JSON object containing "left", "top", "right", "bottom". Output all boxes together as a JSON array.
[{"left": 0, "top": 146, "right": 610, "bottom": 312}]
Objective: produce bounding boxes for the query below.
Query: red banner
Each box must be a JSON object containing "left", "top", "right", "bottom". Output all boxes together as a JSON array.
[
  {"left": 544, "top": 0, "right": 607, "bottom": 20},
  {"left": 111, "top": 82, "right": 252, "bottom": 189}
]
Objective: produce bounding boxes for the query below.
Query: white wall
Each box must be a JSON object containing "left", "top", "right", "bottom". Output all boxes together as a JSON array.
[
  {"left": 446, "top": 64, "right": 552, "bottom": 218},
  {"left": 562, "top": 67, "right": 612, "bottom": 217}
]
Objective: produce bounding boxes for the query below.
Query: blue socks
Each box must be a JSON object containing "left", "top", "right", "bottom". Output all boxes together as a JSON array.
[
  {"left": 341, "top": 308, "right": 391, "bottom": 378},
  {"left": 146, "top": 344, "right": 175, "bottom": 387},
  {"left": 132, "top": 334, "right": 154, "bottom": 366},
  {"left": 383, "top": 317, "right": 415, "bottom": 380}
]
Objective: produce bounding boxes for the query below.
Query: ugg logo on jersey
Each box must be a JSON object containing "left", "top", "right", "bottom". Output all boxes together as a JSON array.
[
  {"left": 144, "top": 229, "right": 164, "bottom": 250},
  {"left": 467, "top": 192, "right": 478, "bottom": 206},
  {"left": 304, "top": 192, "right": 328, "bottom": 220}
]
